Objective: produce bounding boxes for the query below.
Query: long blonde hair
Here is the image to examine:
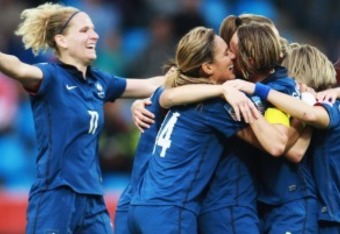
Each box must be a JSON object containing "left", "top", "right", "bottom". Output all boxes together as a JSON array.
[
  {"left": 15, "top": 2, "right": 79, "bottom": 56},
  {"left": 282, "top": 44, "right": 336, "bottom": 91},
  {"left": 164, "top": 27, "right": 216, "bottom": 88}
]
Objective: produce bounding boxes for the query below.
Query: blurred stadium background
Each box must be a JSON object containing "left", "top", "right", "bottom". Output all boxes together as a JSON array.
[{"left": 0, "top": 0, "right": 339, "bottom": 233}]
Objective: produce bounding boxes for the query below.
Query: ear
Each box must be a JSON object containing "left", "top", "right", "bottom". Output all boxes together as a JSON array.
[
  {"left": 202, "top": 62, "right": 214, "bottom": 75},
  {"left": 54, "top": 34, "right": 68, "bottom": 49}
]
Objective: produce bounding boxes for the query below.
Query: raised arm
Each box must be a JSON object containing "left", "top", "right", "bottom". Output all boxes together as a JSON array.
[
  {"left": 160, "top": 84, "right": 259, "bottom": 123},
  {"left": 264, "top": 86, "right": 330, "bottom": 128},
  {"left": 0, "top": 52, "right": 42, "bottom": 90},
  {"left": 160, "top": 84, "right": 224, "bottom": 109},
  {"left": 120, "top": 76, "right": 165, "bottom": 99},
  {"left": 227, "top": 79, "right": 331, "bottom": 129}
]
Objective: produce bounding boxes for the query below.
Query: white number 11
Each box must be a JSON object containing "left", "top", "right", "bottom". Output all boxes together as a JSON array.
[{"left": 88, "top": 110, "right": 99, "bottom": 134}]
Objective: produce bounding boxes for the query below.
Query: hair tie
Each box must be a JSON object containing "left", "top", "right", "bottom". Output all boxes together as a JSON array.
[
  {"left": 235, "top": 17, "right": 242, "bottom": 27},
  {"left": 59, "top": 11, "right": 80, "bottom": 34}
]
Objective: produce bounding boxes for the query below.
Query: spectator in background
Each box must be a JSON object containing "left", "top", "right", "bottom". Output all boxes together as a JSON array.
[
  {"left": 127, "top": 14, "right": 176, "bottom": 77},
  {"left": 94, "top": 30, "right": 127, "bottom": 75},
  {"left": 63, "top": 0, "right": 122, "bottom": 48},
  {"left": 0, "top": 0, "right": 27, "bottom": 51},
  {"left": 172, "top": 0, "right": 206, "bottom": 40}
]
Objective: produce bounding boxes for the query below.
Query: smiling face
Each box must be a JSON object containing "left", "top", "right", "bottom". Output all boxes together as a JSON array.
[
  {"left": 208, "top": 35, "right": 236, "bottom": 84},
  {"left": 57, "top": 12, "right": 99, "bottom": 67}
]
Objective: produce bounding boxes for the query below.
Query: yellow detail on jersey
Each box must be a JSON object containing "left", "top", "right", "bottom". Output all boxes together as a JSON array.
[{"left": 264, "top": 107, "right": 290, "bottom": 127}]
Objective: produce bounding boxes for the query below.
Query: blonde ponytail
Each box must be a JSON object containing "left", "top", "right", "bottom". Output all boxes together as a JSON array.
[{"left": 15, "top": 2, "right": 78, "bottom": 56}]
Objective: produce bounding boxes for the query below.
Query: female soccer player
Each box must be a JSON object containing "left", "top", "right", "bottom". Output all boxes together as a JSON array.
[
  {"left": 130, "top": 15, "right": 312, "bottom": 233},
  {"left": 127, "top": 26, "right": 264, "bottom": 234},
  {"left": 228, "top": 44, "right": 338, "bottom": 234},
  {"left": 0, "top": 2, "right": 168, "bottom": 233}
]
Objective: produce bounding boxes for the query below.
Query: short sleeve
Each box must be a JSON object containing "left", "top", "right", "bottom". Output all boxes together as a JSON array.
[
  {"left": 204, "top": 101, "right": 247, "bottom": 138},
  {"left": 316, "top": 102, "right": 340, "bottom": 129},
  {"left": 102, "top": 73, "right": 127, "bottom": 102},
  {"left": 33, "top": 63, "right": 54, "bottom": 96}
]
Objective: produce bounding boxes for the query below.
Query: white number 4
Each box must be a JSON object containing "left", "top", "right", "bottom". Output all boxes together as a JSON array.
[
  {"left": 155, "top": 112, "right": 180, "bottom": 157},
  {"left": 88, "top": 110, "right": 99, "bottom": 134}
]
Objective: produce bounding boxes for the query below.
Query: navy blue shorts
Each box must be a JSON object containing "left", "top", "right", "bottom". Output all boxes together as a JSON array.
[
  {"left": 260, "top": 198, "right": 318, "bottom": 234},
  {"left": 128, "top": 205, "right": 197, "bottom": 234},
  {"left": 198, "top": 206, "right": 260, "bottom": 234},
  {"left": 26, "top": 186, "right": 113, "bottom": 234}
]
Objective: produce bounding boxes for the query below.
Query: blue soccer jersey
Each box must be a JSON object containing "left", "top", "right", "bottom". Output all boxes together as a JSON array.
[
  {"left": 311, "top": 100, "right": 340, "bottom": 223},
  {"left": 130, "top": 98, "right": 247, "bottom": 215},
  {"left": 116, "top": 87, "right": 166, "bottom": 212},
  {"left": 257, "top": 66, "right": 317, "bottom": 205},
  {"left": 29, "top": 62, "right": 126, "bottom": 196},
  {"left": 199, "top": 95, "right": 265, "bottom": 215},
  {"left": 199, "top": 135, "right": 260, "bottom": 214},
  {"left": 199, "top": 66, "right": 305, "bottom": 212}
]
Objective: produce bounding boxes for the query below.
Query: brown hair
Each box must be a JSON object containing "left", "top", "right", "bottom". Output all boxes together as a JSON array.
[
  {"left": 164, "top": 27, "right": 216, "bottom": 88},
  {"left": 219, "top": 14, "right": 274, "bottom": 46},
  {"left": 236, "top": 22, "right": 281, "bottom": 79}
]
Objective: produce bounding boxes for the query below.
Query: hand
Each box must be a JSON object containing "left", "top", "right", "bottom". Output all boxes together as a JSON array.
[
  {"left": 131, "top": 98, "right": 155, "bottom": 132},
  {"left": 224, "top": 79, "right": 256, "bottom": 94},
  {"left": 316, "top": 89, "right": 337, "bottom": 104},
  {"left": 223, "top": 86, "right": 260, "bottom": 123}
]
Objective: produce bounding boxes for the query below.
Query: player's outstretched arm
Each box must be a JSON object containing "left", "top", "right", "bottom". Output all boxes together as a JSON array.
[
  {"left": 227, "top": 80, "right": 331, "bottom": 129},
  {"left": 160, "top": 84, "right": 259, "bottom": 123},
  {"left": 264, "top": 85, "right": 330, "bottom": 129},
  {"left": 121, "top": 76, "right": 165, "bottom": 99},
  {"left": 0, "top": 52, "right": 42, "bottom": 90}
]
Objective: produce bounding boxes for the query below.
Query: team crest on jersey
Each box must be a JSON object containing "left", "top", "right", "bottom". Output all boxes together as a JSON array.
[
  {"left": 251, "top": 95, "right": 265, "bottom": 114},
  {"left": 95, "top": 82, "right": 105, "bottom": 99},
  {"left": 224, "top": 95, "right": 266, "bottom": 121}
]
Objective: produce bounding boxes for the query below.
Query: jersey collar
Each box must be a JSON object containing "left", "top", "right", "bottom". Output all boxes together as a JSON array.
[{"left": 57, "top": 61, "right": 95, "bottom": 83}]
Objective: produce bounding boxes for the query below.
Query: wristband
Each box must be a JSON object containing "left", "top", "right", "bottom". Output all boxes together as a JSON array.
[{"left": 254, "top": 83, "right": 271, "bottom": 101}]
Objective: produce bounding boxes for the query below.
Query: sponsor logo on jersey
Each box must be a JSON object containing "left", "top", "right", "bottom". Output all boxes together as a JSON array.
[{"left": 66, "top": 84, "right": 77, "bottom": 91}]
